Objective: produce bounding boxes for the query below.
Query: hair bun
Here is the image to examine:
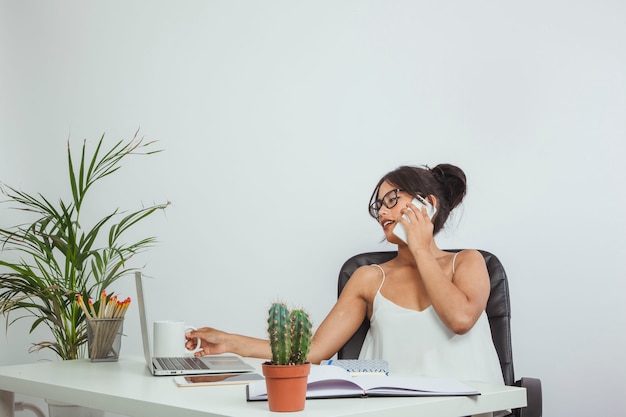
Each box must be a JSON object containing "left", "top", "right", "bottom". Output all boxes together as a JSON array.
[{"left": 431, "top": 164, "right": 467, "bottom": 210}]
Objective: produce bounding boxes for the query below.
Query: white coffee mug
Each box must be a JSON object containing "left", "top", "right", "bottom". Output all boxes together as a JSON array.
[{"left": 152, "top": 320, "right": 201, "bottom": 357}]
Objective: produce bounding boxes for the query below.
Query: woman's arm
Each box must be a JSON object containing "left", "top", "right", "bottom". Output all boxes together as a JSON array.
[
  {"left": 186, "top": 265, "right": 378, "bottom": 363},
  {"left": 414, "top": 248, "right": 490, "bottom": 334},
  {"left": 399, "top": 201, "right": 490, "bottom": 334},
  {"left": 186, "top": 328, "right": 272, "bottom": 359},
  {"left": 307, "top": 265, "right": 377, "bottom": 363}
]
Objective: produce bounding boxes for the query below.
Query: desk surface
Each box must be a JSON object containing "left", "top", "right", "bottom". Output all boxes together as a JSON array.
[{"left": 0, "top": 357, "right": 526, "bottom": 417}]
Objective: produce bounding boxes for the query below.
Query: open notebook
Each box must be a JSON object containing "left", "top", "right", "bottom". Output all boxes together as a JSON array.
[
  {"left": 135, "top": 272, "right": 256, "bottom": 376},
  {"left": 247, "top": 364, "right": 480, "bottom": 401}
]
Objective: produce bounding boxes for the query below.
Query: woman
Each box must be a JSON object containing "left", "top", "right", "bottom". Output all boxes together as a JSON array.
[{"left": 186, "top": 163, "right": 503, "bottom": 388}]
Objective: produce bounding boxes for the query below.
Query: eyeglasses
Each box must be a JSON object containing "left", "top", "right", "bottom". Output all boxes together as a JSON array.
[{"left": 369, "top": 189, "right": 402, "bottom": 219}]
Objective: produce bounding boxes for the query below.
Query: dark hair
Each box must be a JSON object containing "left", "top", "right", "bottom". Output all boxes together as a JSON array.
[{"left": 369, "top": 164, "right": 467, "bottom": 235}]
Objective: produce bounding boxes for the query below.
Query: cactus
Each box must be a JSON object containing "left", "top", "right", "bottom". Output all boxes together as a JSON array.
[
  {"left": 289, "top": 309, "right": 312, "bottom": 365},
  {"left": 267, "top": 302, "right": 312, "bottom": 365},
  {"left": 268, "top": 303, "right": 292, "bottom": 365}
]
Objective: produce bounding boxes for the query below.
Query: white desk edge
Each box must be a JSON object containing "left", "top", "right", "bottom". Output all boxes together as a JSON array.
[{"left": 0, "top": 357, "right": 526, "bottom": 417}]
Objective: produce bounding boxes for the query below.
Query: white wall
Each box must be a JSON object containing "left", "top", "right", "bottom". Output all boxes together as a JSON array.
[{"left": 1, "top": 1, "right": 625, "bottom": 416}]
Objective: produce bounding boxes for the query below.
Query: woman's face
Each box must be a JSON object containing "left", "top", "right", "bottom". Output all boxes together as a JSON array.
[{"left": 373, "top": 181, "right": 412, "bottom": 238}]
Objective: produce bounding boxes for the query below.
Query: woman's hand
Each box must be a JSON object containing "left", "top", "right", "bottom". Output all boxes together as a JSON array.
[
  {"left": 186, "top": 327, "right": 273, "bottom": 359},
  {"left": 186, "top": 327, "right": 231, "bottom": 357},
  {"left": 396, "top": 201, "right": 434, "bottom": 251}
]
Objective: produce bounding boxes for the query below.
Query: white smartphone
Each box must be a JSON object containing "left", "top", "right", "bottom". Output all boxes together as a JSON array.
[{"left": 392, "top": 196, "right": 437, "bottom": 244}]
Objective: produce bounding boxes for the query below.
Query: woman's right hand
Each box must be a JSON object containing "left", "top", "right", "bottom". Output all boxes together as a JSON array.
[{"left": 186, "top": 327, "right": 231, "bottom": 357}]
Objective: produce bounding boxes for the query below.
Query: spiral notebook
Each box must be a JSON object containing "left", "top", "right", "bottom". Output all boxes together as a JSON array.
[{"left": 320, "top": 359, "right": 389, "bottom": 375}]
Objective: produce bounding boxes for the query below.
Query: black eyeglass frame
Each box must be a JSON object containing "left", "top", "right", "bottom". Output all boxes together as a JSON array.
[{"left": 369, "top": 188, "right": 403, "bottom": 219}]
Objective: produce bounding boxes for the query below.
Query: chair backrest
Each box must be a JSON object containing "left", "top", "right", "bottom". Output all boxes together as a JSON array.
[{"left": 337, "top": 249, "right": 516, "bottom": 386}]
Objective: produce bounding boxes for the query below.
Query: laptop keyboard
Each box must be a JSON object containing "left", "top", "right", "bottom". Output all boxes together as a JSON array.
[{"left": 156, "top": 357, "right": 210, "bottom": 370}]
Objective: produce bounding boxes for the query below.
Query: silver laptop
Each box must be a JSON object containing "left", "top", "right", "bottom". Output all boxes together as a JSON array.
[{"left": 135, "top": 271, "right": 256, "bottom": 376}]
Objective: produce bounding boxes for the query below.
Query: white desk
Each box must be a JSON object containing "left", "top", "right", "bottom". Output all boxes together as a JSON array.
[{"left": 0, "top": 358, "right": 526, "bottom": 417}]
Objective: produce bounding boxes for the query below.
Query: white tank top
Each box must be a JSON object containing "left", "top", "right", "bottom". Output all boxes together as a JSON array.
[{"left": 358, "top": 263, "right": 504, "bottom": 385}]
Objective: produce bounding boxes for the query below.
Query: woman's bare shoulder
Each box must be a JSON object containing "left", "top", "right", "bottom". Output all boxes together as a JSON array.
[
  {"left": 342, "top": 264, "right": 386, "bottom": 295},
  {"left": 453, "top": 249, "right": 487, "bottom": 267},
  {"left": 451, "top": 249, "right": 489, "bottom": 284}
]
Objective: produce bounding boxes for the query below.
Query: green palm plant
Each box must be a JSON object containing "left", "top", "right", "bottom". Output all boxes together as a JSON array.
[{"left": 0, "top": 132, "right": 169, "bottom": 360}]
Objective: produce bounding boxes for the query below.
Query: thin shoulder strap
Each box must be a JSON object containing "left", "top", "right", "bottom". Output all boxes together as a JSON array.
[
  {"left": 371, "top": 264, "right": 386, "bottom": 292},
  {"left": 452, "top": 251, "right": 460, "bottom": 275}
]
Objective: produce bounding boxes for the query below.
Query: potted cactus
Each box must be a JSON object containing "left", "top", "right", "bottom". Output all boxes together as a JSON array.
[{"left": 262, "top": 302, "right": 312, "bottom": 412}]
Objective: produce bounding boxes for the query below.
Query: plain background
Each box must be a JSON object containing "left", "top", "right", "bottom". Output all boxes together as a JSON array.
[{"left": 1, "top": 1, "right": 625, "bottom": 416}]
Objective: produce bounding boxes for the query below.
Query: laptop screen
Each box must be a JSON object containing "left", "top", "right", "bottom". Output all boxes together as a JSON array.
[{"left": 135, "top": 271, "right": 156, "bottom": 373}]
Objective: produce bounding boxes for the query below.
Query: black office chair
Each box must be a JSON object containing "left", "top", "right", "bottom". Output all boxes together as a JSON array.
[{"left": 337, "top": 250, "right": 542, "bottom": 417}]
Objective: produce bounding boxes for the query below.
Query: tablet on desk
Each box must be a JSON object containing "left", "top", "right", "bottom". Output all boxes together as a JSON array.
[{"left": 175, "top": 372, "right": 264, "bottom": 387}]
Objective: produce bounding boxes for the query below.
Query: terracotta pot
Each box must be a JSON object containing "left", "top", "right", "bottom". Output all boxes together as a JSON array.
[{"left": 261, "top": 362, "right": 311, "bottom": 412}]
